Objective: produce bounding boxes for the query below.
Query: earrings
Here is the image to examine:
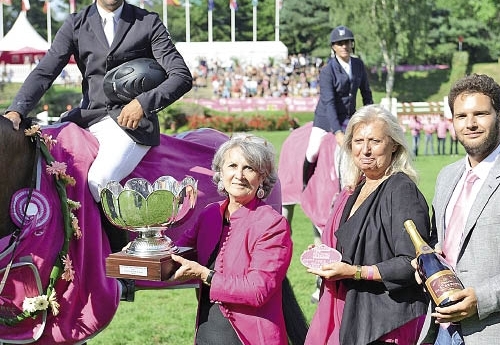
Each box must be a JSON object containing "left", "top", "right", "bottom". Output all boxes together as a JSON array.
[{"left": 256, "top": 185, "right": 265, "bottom": 199}]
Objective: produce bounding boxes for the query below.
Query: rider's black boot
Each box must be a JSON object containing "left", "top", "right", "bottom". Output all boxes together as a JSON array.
[
  {"left": 118, "top": 278, "right": 135, "bottom": 302},
  {"left": 99, "top": 206, "right": 129, "bottom": 253},
  {"left": 302, "top": 158, "right": 317, "bottom": 190}
]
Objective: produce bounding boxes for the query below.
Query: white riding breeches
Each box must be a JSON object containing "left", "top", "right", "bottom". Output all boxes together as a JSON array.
[
  {"left": 305, "top": 126, "right": 328, "bottom": 163},
  {"left": 306, "top": 125, "right": 343, "bottom": 182},
  {"left": 87, "top": 116, "right": 151, "bottom": 202}
]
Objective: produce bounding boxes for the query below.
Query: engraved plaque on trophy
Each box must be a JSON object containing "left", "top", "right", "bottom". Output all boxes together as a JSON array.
[{"left": 100, "top": 176, "right": 197, "bottom": 281}]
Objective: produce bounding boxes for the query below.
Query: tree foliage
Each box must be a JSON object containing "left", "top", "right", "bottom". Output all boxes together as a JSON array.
[
  {"left": 279, "top": 0, "right": 331, "bottom": 56},
  {"left": 434, "top": 0, "right": 500, "bottom": 62},
  {"left": 326, "top": 0, "right": 432, "bottom": 99}
]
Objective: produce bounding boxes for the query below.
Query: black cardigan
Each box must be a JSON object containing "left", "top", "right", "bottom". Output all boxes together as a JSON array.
[{"left": 335, "top": 172, "right": 430, "bottom": 344}]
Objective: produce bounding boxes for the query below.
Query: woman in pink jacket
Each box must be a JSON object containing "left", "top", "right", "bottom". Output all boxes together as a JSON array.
[{"left": 172, "top": 134, "right": 306, "bottom": 345}]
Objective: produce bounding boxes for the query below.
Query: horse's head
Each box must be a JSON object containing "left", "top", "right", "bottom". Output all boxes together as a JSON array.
[{"left": 0, "top": 116, "right": 36, "bottom": 238}]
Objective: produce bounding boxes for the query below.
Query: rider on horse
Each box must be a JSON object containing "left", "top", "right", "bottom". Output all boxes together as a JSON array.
[
  {"left": 4, "top": 0, "right": 192, "bottom": 303},
  {"left": 303, "top": 25, "right": 374, "bottom": 188}
]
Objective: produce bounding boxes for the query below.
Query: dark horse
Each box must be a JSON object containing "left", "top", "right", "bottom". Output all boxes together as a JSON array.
[
  {"left": 0, "top": 117, "right": 307, "bottom": 344},
  {"left": 0, "top": 117, "right": 124, "bottom": 344},
  {"left": 0, "top": 117, "right": 36, "bottom": 239}
]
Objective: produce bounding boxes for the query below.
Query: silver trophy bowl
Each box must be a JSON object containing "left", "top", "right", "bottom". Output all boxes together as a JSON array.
[{"left": 100, "top": 176, "right": 198, "bottom": 257}]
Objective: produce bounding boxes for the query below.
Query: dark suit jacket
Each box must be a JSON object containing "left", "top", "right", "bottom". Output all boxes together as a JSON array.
[
  {"left": 313, "top": 55, "right": 373, "bottom": 133},
  {"left": 8, "top": 2, "right": 192, "bottom": 146}
]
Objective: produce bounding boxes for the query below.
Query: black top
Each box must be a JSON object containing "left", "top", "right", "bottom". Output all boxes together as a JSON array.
[{"left": 195, "top": 222, "right": 242, "bottom": 345}]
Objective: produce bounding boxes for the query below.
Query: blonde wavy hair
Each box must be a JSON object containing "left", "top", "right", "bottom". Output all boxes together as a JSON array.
[{"left": 341, "top": 104, "right": 418, "bottom": 190}]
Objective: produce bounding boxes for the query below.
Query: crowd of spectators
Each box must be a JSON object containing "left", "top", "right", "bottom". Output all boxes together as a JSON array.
[{"left": 190, "top": 54, "right": 325, "bottom": 99}]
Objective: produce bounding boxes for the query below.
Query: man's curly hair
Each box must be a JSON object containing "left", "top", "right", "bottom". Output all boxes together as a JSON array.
[{"left": 448, "top": 73, "right": 500, "bottom": 115}]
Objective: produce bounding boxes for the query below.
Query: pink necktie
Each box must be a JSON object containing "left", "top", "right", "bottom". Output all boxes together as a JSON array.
[{"left": 442, "top": 170, "right": 478, "bottom": 268}]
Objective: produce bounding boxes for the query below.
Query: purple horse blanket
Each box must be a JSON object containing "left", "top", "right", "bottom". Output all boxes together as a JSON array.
[{"left": 0, "top": 123, "right": 239, "bottom": 344}]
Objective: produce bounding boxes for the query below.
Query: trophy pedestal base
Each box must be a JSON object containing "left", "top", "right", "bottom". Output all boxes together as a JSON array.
[{"left": 106, "top": 246, "right": 196, "bottom": 281}]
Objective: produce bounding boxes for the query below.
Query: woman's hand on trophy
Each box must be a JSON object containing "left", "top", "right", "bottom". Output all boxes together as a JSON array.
[{"left": 170, "top": 254, "right": 207, "bottom": 282}]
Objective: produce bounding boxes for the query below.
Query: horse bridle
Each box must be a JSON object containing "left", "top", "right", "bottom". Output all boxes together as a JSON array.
[{"left": 0, "top": 136, "right": 40, "bottom": 294}]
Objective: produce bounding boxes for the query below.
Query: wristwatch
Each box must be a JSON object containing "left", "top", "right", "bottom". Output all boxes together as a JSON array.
[
  {"left": 354, "top": 265, "right": 362, "bottom": 280},
  {"left": 204, "top": 270, "right": 215, "bottom": 286}
]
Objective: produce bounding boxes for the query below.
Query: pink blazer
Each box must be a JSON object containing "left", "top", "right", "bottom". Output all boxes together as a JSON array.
[
  {"left": 176, "top": 197, "right": 292, "bottom": 345},
  {"left": 305, "top": 189, "right": 350, "bottom": 345}
]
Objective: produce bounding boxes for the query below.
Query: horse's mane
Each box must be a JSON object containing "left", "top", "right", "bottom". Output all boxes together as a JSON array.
[{"left": 0, "top": 116, "right": 36, "bottom": 238}]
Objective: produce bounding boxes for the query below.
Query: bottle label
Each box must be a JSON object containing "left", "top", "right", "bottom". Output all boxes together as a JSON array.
[{"left": 425, "top": 269, "right": 464, "bottom": 305}]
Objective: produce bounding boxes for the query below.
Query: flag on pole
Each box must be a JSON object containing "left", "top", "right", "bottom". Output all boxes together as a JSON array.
[
  {"left": 229, "top": 0, "right": 237, "bottom": 10},
  {"left": 167, "top": 0, "right": 181, "bottom": 5},
  {"left": 69, "top": 0, "right": 75, "bottom": 13},
  {"left": 208, "top": 0, "right": 214, "bottom": 11},
  {"left": 252, "top": 0, "right": 257, "bottom": 7},
  {"left": 21, "top": 0, "right": 30, "bottom": 11},
  {"left": 43, "top": 0, "right": 48, "bottom": 13}
]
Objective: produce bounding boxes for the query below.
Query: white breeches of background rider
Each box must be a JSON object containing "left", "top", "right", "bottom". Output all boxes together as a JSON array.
[
  {"left": 305, "top": 126, "right": 342, "bottom": 182},
  {"left": 87, "top": 116, "right": 150, "bottom": 202},
  {"left": 305, "top": 126, "right": 328, "bottom": 163}
]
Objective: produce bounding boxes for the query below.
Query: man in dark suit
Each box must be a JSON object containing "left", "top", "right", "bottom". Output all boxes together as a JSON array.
[{"left": 4, "top": 0, "right": 192, "bottom": 204}]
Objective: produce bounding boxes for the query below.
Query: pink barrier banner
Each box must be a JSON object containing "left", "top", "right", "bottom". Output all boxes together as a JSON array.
[{"left": 185, "top": 97, "right": 319, "bottom": 112}]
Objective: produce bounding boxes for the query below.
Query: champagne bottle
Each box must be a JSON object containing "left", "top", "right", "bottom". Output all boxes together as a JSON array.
[{"left": 404, "top": 219, "right": 464, "bottom": 307}]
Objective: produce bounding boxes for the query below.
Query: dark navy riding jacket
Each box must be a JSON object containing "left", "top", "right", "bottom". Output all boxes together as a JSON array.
[{"left": 313, "top": 56, "right": 373, "bottom": 133}]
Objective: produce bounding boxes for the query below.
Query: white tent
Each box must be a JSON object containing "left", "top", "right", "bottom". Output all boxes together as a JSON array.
[
  {"left": 0, "top": 11, "right": 49, "bottom": 64},
  {"left": 176, "top": 41, "right": 288, "bottom": 69}
]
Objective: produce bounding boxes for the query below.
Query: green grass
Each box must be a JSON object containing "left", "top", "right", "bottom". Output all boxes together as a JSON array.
[
  {"left": 88, "top": 130, "right": 466, "bottom": 345},
  {"left": 471, "top": 62, "right": 500, "bottom": 81},
  {"left": 369, "top": 68, "right": 454, "bottom": 103}
]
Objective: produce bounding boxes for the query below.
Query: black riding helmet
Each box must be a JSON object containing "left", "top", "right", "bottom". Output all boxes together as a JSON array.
[
  {"left": 103, "top": 58, "right": 167, "bottom": 104},
  {"left": 330, "top": 25, "right": 355, "bottom": 44}
]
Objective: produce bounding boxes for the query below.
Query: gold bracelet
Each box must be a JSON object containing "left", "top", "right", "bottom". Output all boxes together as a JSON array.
[{"left": 354, "top": 265, "right": 362, "bottom": 280}]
